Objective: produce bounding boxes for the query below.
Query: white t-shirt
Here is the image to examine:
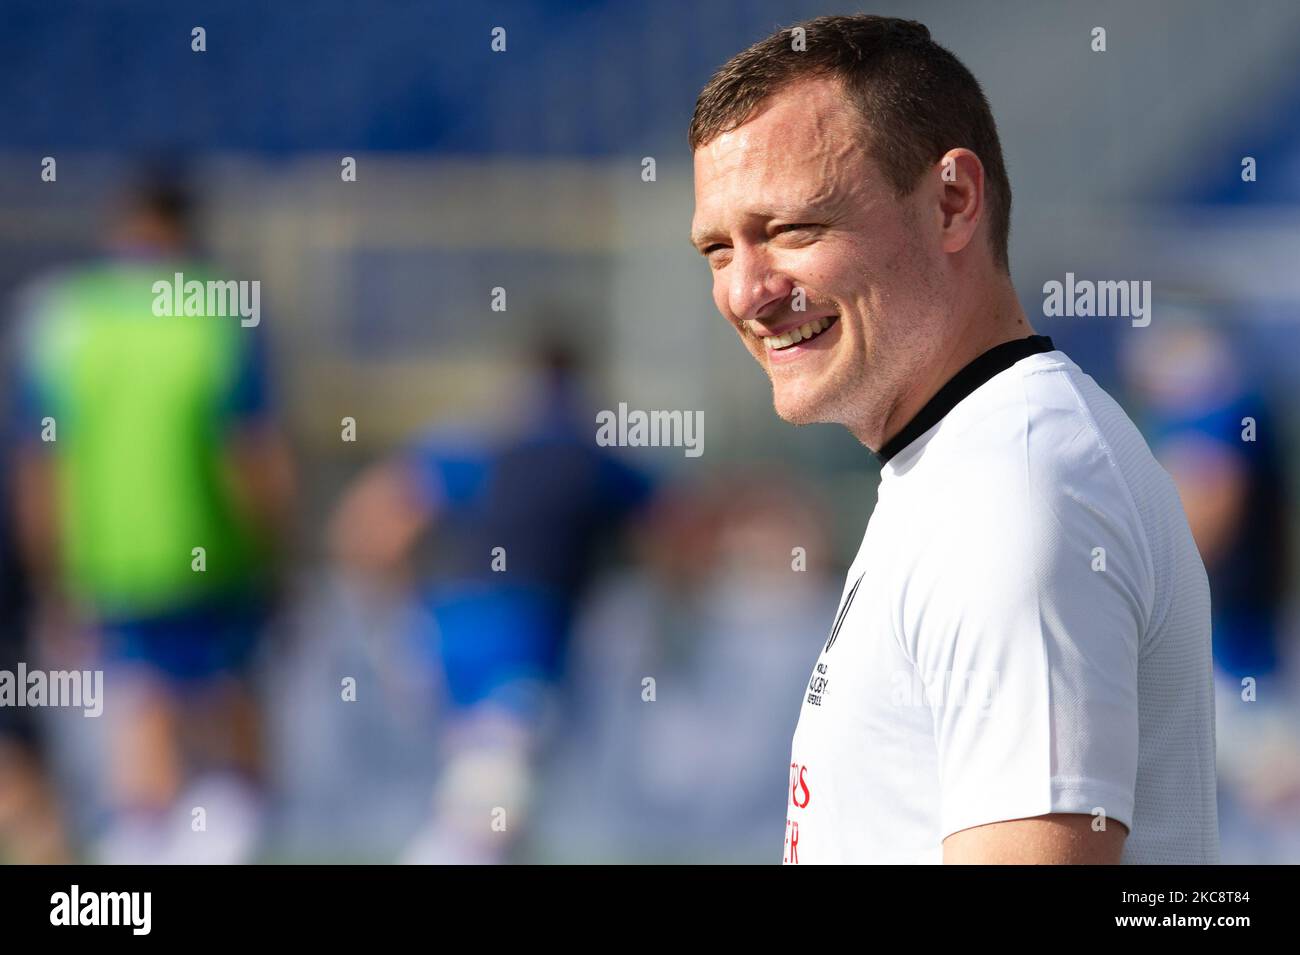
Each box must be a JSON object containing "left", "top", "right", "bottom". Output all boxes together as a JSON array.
[{"left": 784, "top": 339, "right": 1219, "bottom": 864}]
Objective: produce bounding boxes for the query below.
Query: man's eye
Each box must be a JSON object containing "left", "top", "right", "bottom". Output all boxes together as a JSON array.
[
  {"left": 703, "top": 245, "right": 732, "bottom": 267},
  {"left": 775, "top": 223, "right": 818, "bottom": 235}
]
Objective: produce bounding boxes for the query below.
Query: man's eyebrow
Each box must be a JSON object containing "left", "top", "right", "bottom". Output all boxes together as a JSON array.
[{"left": 689, "top": 227, "right": 723, "bottom": 252}]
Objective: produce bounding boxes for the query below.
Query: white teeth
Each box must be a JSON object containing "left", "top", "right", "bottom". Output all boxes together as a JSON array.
[{"left": 765, "top": 315, "right": 835, "bottom": 350}]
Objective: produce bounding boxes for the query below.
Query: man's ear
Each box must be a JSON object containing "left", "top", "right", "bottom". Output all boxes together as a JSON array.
[{"left": 935, "top": 148, "right": 985, "bottom": 258}]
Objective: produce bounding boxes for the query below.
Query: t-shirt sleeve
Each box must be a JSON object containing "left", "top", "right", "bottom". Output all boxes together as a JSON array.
[
  {"left": 595, "top": 451, "right": 655, "bottom": 521},
  {"left": 224, "top": 325, "right": 273, "bottom": 423},
  {"left": 901, "top": 459, "right": 1149, "bottom": 841},
  {"left": 8, "top": 359, "right": 47, "bottom": 447},
  {"left": 6, "top": 278, "right": 59, "bottom": 448},
  {"left": 403, "top": 431, "right": 491, "bottom": 512}
]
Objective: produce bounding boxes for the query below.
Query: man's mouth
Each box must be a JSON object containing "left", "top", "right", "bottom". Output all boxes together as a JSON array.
[{"left": 764, "top": 315, "right": 838, "bottom": 351}]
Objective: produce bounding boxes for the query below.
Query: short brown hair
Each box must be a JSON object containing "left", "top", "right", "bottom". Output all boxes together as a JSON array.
[{"left": 689, "top": 15, "right": 1012, "bottom": 273}]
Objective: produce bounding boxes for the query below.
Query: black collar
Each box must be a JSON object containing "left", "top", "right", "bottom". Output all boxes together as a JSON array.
[{"left": 873, "top": 334, "right": 1056, "bottom": 465}]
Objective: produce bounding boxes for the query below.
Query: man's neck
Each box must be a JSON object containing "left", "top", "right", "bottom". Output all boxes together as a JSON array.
[{"left": 854, "top": 284, "right": 1035, "bottom": 453}]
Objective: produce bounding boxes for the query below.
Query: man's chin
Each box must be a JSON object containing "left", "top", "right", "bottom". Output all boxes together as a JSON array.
[{"left": 772, "top": 386, "right": 833, "bottom": 426}]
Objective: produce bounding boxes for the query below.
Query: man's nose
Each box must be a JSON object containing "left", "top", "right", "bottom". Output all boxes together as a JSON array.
[{"left": 727, "top": 244, "right": 794, "bottom": 326}]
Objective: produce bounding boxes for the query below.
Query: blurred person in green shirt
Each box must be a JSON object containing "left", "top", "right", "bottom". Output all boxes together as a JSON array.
[{"left": 9, "top": 170, "right": 295, "bottom": 862}]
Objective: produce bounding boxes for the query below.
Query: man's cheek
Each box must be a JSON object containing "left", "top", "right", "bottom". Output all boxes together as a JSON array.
[{"left": 737, "top": 323, "right": 762, "bottom": 355}]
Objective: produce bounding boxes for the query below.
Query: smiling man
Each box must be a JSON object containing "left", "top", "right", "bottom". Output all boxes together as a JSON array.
[{"left": 689, "top": 15, "right": 1218, "bottom": 864}]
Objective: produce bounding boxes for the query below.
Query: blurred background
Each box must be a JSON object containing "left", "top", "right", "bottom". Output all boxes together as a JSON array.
[{"left": 0, "top": 0, "right": 1297, "bottom": 863}]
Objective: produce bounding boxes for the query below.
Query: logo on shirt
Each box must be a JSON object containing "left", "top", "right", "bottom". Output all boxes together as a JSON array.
[
  {"left": 784, "top": 762, "right": 811, "bottom": 864},
  {"left": 806, "top": 661, "right": 829, "bottom": 706},
  {"left": 789, "top": 762, "right": 810, "bottom": 808},
  {"left": 822, "top": 571, "right": 864, "bottom": 653}
]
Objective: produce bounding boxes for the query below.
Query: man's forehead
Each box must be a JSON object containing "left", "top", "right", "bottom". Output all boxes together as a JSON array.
[
  {"left": 696, "top": 78, "right": 855, "bottom": 171},
  {"left": 691, "top": 81, "right": 867, "bottom": 240}
]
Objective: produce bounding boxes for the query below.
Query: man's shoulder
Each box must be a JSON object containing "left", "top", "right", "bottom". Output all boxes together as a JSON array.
[
  {"left": 908, "top": 353, "right": 1125, "bottom": 491},
  {"left": 893, "top": 353, "right": 1158, "bottom": 567},
  {"left": 881, "top": 354, "right": 1161, "bottom": 649}
]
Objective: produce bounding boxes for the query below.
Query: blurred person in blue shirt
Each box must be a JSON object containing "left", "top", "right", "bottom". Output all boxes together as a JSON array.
[
  {"left": 1123, "top": 317, "right": 1290, "bottom": 682},
  {"left": 1124, "top": 314, "right": 1299, "bottom": 861},
  {"left": 329, "top": 335, "right": 654, "bottom": 862}
]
